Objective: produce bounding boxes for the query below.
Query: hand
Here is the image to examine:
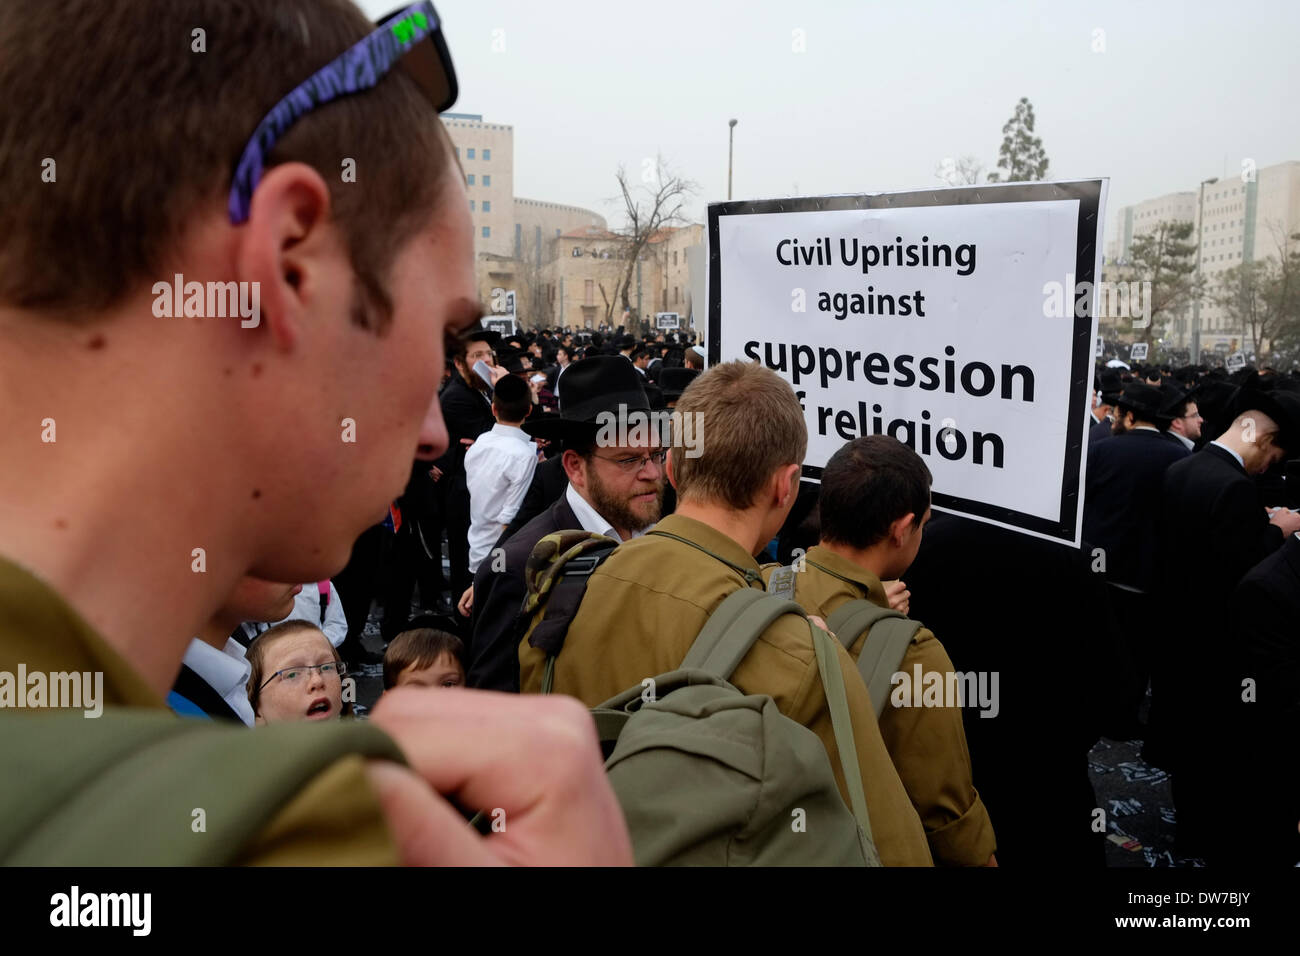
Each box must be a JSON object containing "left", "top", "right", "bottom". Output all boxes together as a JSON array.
[
  {"left": 366, "top": 689, "right": 634, "bottom": 866},
  {"left": 460, "top": 438, "right": 475, "bottom": 448},
  {"left": 457, "top": 585, "right": 474, "bottom": 618},
  {"left": 883, "top": 580, "right": 910, "bottom": 616},
  {"left": 487, "top": 363, "right": 509, "bottom": 386},
  {"left": 428, "top": 465, "right": 443, "bottom": 483},
  {"left": 1268, "top": 507, "right": 1300, "bottom": 535}
]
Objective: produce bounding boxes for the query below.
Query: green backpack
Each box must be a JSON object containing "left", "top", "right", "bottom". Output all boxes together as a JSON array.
[
  {"left": 523, "top": 531, "right": 882, "bottom": 866},
  {"left": 767, "top": 566, "right": 923, "bottom": 719},
  {"left": 0, "top": 710, "right": 403, "bottom": 865}
]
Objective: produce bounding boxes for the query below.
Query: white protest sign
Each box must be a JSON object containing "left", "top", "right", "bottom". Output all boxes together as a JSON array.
[
  {"left": 708, "top": 180, "right": 1106, "bottom": 546},
  {"left": 656, "top": 311, "right": 680, "bottom": 330},
  {"left": 1095, "top": 336, "right": 1104, "bottom": 358},
  {"left": 1129, "top": 342, "right": 1148, "bottom": 362},
  {"left": 1225, "top": 351, "right": 1246, "bottom": 372}
]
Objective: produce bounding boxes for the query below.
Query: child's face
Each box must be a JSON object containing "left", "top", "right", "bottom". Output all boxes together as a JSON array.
[
  {"left": 395, "top": 652, "right": 465, "bottom": 690},
  {"left": 255, "top": 630, "right": 344, "bottom": 723}
]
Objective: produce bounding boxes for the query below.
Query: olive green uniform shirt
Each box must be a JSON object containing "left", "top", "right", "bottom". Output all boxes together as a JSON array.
[
  {"left": 0, "top": 554, "right": 399, "bottom": 865},
  {"left": 519, "top": 514, "right": 933, "bottom": 867},
  {"left": 768, "top": 545, "right": 996, "bottom": 866}
]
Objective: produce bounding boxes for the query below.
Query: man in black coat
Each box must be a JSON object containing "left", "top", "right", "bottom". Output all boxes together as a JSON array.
[
  {"left": 435, "top": 330, "right": 503, "bottom": 598},
  {"left": 465, "top": 357, "right": 667, "bottom": 691},
  {"left": 1149, "top": 387, "right": 1300, "bottom": 858},
  {"left": 1224, "top": 533, "right": 1300, "bottom": 865},
  {"left": 1082, "top": 383, "right": 1189, "bottom": 731},
  {"left": 1087, "top": 368, "right": 1122, "bottom": 445}
]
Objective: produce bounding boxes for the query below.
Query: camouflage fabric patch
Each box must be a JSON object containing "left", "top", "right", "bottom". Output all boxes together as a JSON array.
[{"left": 522, "top": 531, "right": 619, "bottom": 617}]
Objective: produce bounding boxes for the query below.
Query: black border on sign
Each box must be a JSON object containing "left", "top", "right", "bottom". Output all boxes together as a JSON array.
[{"left": 707, "top": 180, "right": 1103, "bottom": 545}]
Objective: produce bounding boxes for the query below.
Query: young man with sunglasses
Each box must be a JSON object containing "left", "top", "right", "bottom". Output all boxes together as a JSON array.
[{"left": 0, "top": 0, "right": 629, "bottom": 866}]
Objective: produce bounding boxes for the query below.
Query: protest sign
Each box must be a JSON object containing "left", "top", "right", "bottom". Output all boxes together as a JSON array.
[
  {"left": 1129, "top": 342, "right": 1148, "bottom": 362},
  {"left": 481, "top": 316, "right": 515, "bottom": 337},
  {"left": 1225, "top": 351, "right": 1246, "bottom": 372},
  {"left": 708, "top": 179, "right": 1107, "bottom": 546},
  {"left": 656, "top": 311, "right": 680, "bottom": 330}
]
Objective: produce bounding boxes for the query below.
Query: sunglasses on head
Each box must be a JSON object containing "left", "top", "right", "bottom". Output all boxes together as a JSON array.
[{"left": 227, "top": 1, "right": 458, "bottom": 224}]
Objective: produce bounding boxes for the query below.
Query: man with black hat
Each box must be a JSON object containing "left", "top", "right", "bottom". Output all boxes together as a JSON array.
[
  {"left": 1082, "top": 381, "right": 1190, "bottom": 733},
  {"left": 659, "top": 367, "right": 699, "bottom": 409},
  {"left": 1159, "top": 382, "right": 1203, "bottom": 452},
  {"left": 465, "top": 356, "right": 667, "bottom": 692},
  {"left": 1089, "top": 368, "right": 1123, "bottom": 444},
  {"left": 436, "top": 329, "right": 506, "bottom": 598},
  {"left": 1150, "top": 384, "right": 1300, "bottom": 859}
]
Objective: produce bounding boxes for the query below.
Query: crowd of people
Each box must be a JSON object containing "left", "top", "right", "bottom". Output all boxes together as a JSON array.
[{"left": 2, "top": 0, "right": 1297, "bottom": 871}]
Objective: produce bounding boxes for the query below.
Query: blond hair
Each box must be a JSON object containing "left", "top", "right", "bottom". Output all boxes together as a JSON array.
[{"left": 670, "top": 361, "right": 806, "bottom": 510}]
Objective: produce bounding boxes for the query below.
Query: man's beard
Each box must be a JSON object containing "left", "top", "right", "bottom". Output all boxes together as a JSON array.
[
  {"left": 587, "top": 465, "right": 663, "bottom": 536},
  {"left": 459, "top": 361, "right": 491, "bottom": 394}
]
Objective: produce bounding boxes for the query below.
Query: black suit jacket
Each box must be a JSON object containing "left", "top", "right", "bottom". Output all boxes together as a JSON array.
[
  {"left": 1088, "top": 416, "right": 1113, "bottom": 445},
  {"left": 467, "top": 494, "right": 582, "bottom": 692},
  {"left": 1158, "top": 443, "right": 1284, "bottom": 598},
  {"left": 1082, "top": 429, "right": 1189, "bottom": 591},
  {"left": 435, "top": 375, "right": 494, "bottom": 478}
]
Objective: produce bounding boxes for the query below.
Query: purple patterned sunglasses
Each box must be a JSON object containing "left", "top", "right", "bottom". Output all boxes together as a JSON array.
[{"left": 227, "top": 1, "right": 458, "bottom": 224}]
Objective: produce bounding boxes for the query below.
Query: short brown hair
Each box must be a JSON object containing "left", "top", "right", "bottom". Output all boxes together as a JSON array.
[
  {"left": 0, "top": 0, "right": 448, "bottom": 327},
  {"left": 819, "top": 436, "right": 932, "bottom": 549},
  {"left": 383, "top": 627, "right": 464, "bottom": 690},
  {"left": 246, "top": 620, "right": 344, "bottom": 714},
  {"left": 670, "top": 361, "right": 807, "bottom": 510}
]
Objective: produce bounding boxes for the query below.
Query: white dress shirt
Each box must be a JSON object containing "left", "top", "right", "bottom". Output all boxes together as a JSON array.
[
  {"left": 269, "top": 581, "right": 347, "bottom": 647},
  {"left": 1169, "top": 430, "right": 1195, "bottom": 451},
  {"left": 181, "top": 637, "right": 255, "bottom": 726},
  {"left": 465, "top": 423, "right": 538, "bottom": 571}
]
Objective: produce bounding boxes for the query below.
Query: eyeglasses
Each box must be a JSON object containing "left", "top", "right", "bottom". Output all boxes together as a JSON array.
[
  {"left": 228, "top": 2, "right": 458, "bottom": 224},
  {"left": 259, "top": 661, "right": 347, "bottom": 692},
  {"left": 592, "top": 450, "right": 668, "bottom": 472}
]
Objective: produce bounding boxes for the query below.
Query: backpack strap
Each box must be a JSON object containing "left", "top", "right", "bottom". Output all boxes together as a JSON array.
[
  {"left": 646, "top": 529, "right": 764, "bottom": 587},
  {"left": 765, "top": 564, "right": 797, "bottom": 602},
  {"left": 681, "top": 589, "right": 803, "bottom": 681},
  {"left": 827, "top": 599, "right": 922, "bottom": 719},
  {"left": 809, "top": 619, "right": 880, "bottom": 863},
  {"left": 317, "top": 581, "right": 330, "bottom": 625}
]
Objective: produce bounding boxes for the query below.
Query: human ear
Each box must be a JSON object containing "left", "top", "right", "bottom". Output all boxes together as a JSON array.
[{"left": 233, "top": 162, "right": 335, "bottom": 352}]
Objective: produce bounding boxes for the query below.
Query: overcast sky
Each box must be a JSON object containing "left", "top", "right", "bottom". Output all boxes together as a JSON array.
[{"left": 361, "top": 0, "right": 1300, "bottom": 243}]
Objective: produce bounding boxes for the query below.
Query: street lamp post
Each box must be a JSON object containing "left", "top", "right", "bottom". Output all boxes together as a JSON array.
[
  {"left": 1190, "top": 176, "right": 1217, "bottom": 363},
  {"left": 727, "top": 118, "right": 737, "bottom": 201}
]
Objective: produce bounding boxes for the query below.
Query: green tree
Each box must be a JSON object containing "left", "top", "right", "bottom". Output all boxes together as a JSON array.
[
  {"left": 1212, "top": 223, "right": 1300, "bottom": 362},
  {"left": 1127, "top": 220, "right": 1199, "bottom": 348},
  {"left": 986, "top": 97, "right": 1049, "bottom": 183}
]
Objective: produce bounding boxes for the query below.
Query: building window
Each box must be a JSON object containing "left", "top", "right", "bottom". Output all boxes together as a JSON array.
[
  {"left": 467, "top": 148, "right": 476, "bottom": 160},
  {"left": 673, "top": 251, "right": 678, "bottom": 267},
  {"left": 483, "top": 148, "right": 491, "bottom": 161},
  {"left": 584, "top": 280, "right": 594, "bottom": 305},
  {"left": 467, "top": 174, "right": 475, "bottom": 186},
  {"left": 454, "top": 147, "right": 459, "bottom": 158},
  {"left": 482, "top": 200, "right": 491, "bottom": 212},
  {"left": 482, "top": 226, "right": 490, "bottom": 239},
  {"left": 483, "top": 174, "right": 491, "bottom": 187},
  {"left": 469, "top": 200, "right": 475, "bottom": 211}
]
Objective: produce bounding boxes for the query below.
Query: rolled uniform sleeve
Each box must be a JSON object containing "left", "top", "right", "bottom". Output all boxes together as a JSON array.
[{"left": 877, "top": 629, "right": 996, "bottom": 866}]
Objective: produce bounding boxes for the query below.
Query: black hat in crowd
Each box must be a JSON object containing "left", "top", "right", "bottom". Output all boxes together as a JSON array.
[
  {"left": 522, "top": 355, "right": 651, "bottom": 442},
  {"left": 1095, "top": 368, "right": 1123, "bottom": 404},
  {"left": 1115, "top": 381, "right": 1167, "bottom": 423},
  {"left": 1157, "top": 381, "right": 1194, "bottom": 420},
  {"left": 1231, "top": 381, "right": 1300, "bottom": 454},
  {"left": 659, "top": 367, "right": 700, "bottom": 402}
]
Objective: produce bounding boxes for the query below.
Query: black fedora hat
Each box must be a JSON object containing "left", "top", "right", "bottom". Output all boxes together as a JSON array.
[
  {"left": 1096, "top": 368, "right": 1123, "bottom": 404},
  {"left": 522, "top": 356, "right": 650, "bottom": 441},
  {"left": 1116, "top": 381, "right": 1167, "bottom": 422},
  {"left": 659, "top": 367, "right": 700, "bottom": 402}
]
